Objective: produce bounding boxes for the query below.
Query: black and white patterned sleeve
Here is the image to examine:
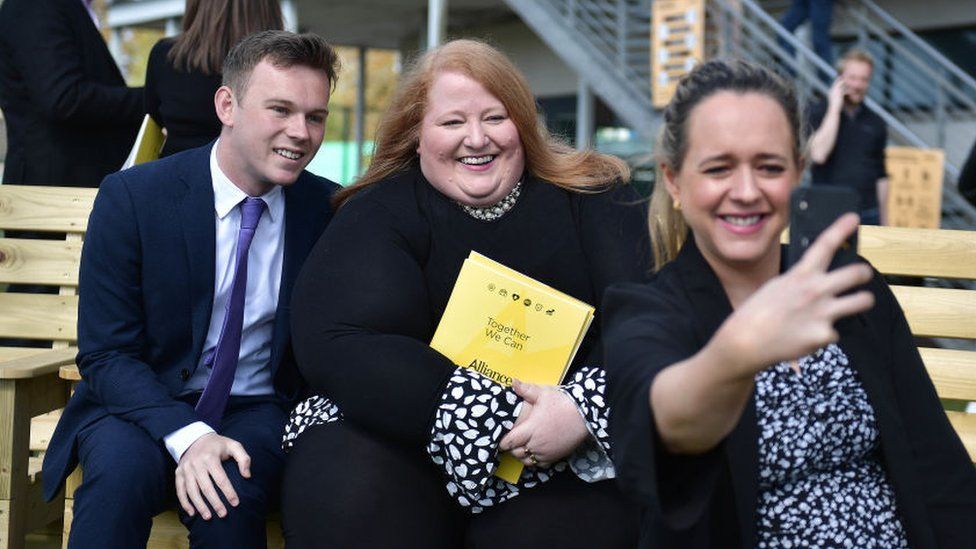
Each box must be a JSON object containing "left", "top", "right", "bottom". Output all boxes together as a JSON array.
[
  {"left": 282, "top": 395, "right": 343, "bottom": 451},
  {"left": 561, "top": 366, "right": 615, "bottom": 482},
  {"left": 426, "top": 367, "right": 525, "bottom": 510}
]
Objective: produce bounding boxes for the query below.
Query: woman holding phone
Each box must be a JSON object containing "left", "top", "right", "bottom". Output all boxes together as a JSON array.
[{"left": 603, "top": 59, "right": 976, "bottom": 548}]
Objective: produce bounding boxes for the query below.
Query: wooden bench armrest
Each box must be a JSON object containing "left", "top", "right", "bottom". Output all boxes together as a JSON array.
[
  {"left": 60, "top": 363, "right": 81, "bottom": 381},
  {"left": 0, "top": 347, "right": 77, "bottom": 379}
]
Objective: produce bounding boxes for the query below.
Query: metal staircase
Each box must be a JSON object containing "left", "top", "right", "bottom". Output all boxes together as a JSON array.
[
  {"left": 502, "top": 0, "right": 658, "bottom": 139},
  {"left": 505, "top": 0, "right": 976, "bottom": 229}
]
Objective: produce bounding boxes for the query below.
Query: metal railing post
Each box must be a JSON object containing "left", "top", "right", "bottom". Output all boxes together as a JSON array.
[
  {"left": 935, "top": 85, "right": 947, "bottom": 149},
  {"left": 617, "top": 0, "right": 627, "bottom": 72}
]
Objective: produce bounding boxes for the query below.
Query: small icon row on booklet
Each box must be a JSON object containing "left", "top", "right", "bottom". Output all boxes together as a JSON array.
[{"left": 488, "top": 283, "right": 555, "bottom": 315}]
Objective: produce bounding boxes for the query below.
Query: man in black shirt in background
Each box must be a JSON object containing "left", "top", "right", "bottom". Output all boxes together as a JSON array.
[{"left": 808, "top": 49, "right": 889, "bottom": 225}]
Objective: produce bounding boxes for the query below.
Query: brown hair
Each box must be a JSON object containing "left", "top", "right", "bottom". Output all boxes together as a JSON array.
[
  {"left": 649, "top": 59, "right": 803, "bottom": 269},
  {"left": 837, "top": 48, "right": 874, "bottom": 73},
  {"left": 222, "top": 30, "right": 340, "bottom": 101},
  {"left": 334, "top": 39, "right": 629, "bottom": 207},
  {"left": 168, "top": 0, "right": 284, "bottom": 75}
]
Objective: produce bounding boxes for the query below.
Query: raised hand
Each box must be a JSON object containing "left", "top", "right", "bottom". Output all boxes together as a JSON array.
[
  {"left": 175, "top": 432, "right": 251, "bottom": 520},
  {"left": 827, "top": 77, "right": 846, "bottom": 111},
  {"left": 499, "top": 380, "right": 589, "bottom": 468},
  {"left": 717, "top": 213, "right": 874, "bottom": 376}
]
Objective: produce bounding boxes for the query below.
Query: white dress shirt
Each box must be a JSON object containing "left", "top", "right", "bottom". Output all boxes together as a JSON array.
[{"left": 163, "top": 142, "right": 286, "bottom": 462}]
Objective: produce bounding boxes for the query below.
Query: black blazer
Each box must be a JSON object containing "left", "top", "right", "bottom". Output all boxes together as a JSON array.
[
  {"left": 603, "top": 239, "right": 976, "bottom": 548},
  {"left": 144, "top": 38, "right": 223, "bottom": 158},
  {"left": 42, "top": 143, "right": 339, "bottom": 500},
  {"left": 0, "top": 0, "right": 143, "bottom": 187}
]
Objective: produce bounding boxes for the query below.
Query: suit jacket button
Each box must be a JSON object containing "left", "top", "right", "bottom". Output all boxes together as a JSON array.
[{"left": 180, "top": 368, "right": 190, "bottom": 381}]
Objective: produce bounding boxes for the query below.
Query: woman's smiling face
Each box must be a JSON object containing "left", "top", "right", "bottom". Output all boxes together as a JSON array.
[
  {"left": 663, "top": 91, "right": 801, "bottom": 275},
  {"left": 417, "top": 71, "right": 525, "bottom": 207}
]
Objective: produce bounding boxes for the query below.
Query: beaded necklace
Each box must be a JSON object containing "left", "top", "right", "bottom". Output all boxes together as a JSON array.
[{"left": 456, "top": 180, "right": 522, "bottom": 221}]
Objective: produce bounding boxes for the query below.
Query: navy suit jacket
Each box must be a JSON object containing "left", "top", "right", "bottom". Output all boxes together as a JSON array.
[
  {"left": 0, "top": 0, "right": 143, "bottom": 187},
  {"left": 43, "top": 144, "right": 339, "bottom": 500}
]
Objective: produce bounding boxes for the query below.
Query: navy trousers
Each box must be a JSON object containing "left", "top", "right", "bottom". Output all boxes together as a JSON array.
[
  {"left": 778, "top": 0, "right": 834, "bottom": 67},
  {"left": 68, "top": 397, "right": 287, "bottom": 549}
]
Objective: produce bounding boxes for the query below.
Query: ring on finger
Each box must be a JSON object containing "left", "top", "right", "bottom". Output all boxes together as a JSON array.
[{"left": 529, "top": 454, "right": 540, "bottom": 466}]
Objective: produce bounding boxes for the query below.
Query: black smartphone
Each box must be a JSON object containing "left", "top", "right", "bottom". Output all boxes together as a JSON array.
[{"left": 787, "top": 186, "right": 860, "bottom": 269}]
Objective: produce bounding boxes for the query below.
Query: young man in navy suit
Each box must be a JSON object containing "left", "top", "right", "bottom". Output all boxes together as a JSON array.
[{"left": 43, "top": 31, "right": 341, "bottom": 548}]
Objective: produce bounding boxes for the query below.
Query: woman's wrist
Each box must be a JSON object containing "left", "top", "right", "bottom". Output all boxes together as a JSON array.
[{"left": 707, "top": 315, "right": 765, "bottom": 381}]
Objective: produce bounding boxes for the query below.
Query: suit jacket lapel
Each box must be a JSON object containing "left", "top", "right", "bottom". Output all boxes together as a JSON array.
[
  {"left": 73, "top": 0, "right": 127, "bottom": 85},
  {"left": 178, "top": 148, "right": 217, "bottom": 361}
]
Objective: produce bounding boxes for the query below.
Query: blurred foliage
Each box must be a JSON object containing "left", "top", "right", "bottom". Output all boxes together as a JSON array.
[{"left": 326, "top": 47, "right": 400, "bottom": 142}]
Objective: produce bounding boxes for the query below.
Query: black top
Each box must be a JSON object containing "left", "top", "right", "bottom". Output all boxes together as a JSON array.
[
  {"left": 144, "top": 38, "right": 223, "bottom": 158},
  {"left": 0, "top": 0, "right": 142, "bottom": 186},
  {"left": 808, "top": 100, "right": 888, "bottom": 211},
  {"left": 290, "top": 166, "right": 652, "bottom": 446},
  {"left": 602, "top": 239, "right": 976, "bottom": 548},
  {"left": 959, "top": 138, "right": 976, "bottom": 207}
]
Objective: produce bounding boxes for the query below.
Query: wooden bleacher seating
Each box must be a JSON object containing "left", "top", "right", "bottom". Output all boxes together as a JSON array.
[
  {"left": 856, "top": 224, "right": 976, "bottom": 462},
  {"left": 0, "top": 184, "right": 94, "bottom": 549}
]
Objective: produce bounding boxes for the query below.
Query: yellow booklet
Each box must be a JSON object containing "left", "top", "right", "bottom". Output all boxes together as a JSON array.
[
  {"left": 429, "top": 251, "right": 595, "bottom": 483},
  {"left": 121, "top": 114, "right": 166, "bottom": 169}
]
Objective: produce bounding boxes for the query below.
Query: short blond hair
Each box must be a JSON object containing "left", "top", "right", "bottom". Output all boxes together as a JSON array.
[{"left": 837, "top": 48, "right": 874, "bottom": 73}]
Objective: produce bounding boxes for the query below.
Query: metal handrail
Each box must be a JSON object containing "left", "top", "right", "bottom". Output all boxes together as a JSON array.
[
  {"left": 838, "top": 4, "right": 976, "bottom": 113},
  {"left": 539, "top": 0, "right": 654, "bottom": 103},
  {"left": 859, "top": 0, "right": 976, "bottom": 93}
]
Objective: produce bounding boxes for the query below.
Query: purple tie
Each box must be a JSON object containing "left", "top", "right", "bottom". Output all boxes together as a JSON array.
[{"left": 195, "top": 197, "right": 267, "bottom": 427}]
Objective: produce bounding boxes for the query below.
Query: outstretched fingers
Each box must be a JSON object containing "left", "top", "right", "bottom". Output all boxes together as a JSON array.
[
  {"left": 795, "top": 213, "right": 860, "bottom": 274},
  {"left": 825, "top": 289, "right": 876, "bottom": 320},
  {"left": 819, "top": 262, "right": 874, "bottom": 297}
]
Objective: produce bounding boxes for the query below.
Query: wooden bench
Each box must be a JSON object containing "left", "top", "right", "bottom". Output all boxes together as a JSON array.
[
  {"left": 0, "top": 184, "right": 94, "bottom": 549},
  {"left": 856, "top": 225, "right": 976, "bottom": 462}
]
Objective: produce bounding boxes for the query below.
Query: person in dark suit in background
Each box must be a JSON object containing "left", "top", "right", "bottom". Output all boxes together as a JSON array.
[
  {"left": 146, "top": 0, "right": 284, "bottom": 158},
  {"left": 43, "top": 31, "right": 341, "bottom": 548},
  {"left": 0, "top": 0, "right": 143, "bottom": 187}
]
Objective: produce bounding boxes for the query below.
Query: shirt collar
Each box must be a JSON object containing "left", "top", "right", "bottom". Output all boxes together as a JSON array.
[{"left": 210, "top": 140, "right": 283, "bottom": 222}]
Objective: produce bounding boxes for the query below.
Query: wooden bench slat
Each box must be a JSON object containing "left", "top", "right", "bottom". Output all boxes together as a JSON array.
[
  {"left": 919, "top": 347, "right": 976, "bottom": 401},
  {"left": 0, "top": 348, "right": 76, "bottom": 381},
  {"left": 0, "top": 294, "right": 77, "bottom": 342},
  {"left": 890, "top": 285, "right": 976, "bottom": 340},
  {"left": 0, "top": 347, "right": 51, "bottom": 363},
  {"left": 30, "top": 411, "right": 61, "bottom": 453},
  {"left": 0, "top": 238, "right": 82, "bottom": 286},
  {"left": 859, "top": 225, "right": 976, "bottom": 279},
  {"left": 946, "top": 411, "right": 976, "bottom": 463},
  {"left": 0, "top": 185, "right": 96, "bottom": 234}
]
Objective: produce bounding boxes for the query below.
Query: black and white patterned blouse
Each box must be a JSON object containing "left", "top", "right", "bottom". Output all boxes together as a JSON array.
[
  {"left": 754, "top": 343, "right": 909, "bottom": 548},
  {"left": 283, "top": 365, "right": 615, "bottom": 513}
]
